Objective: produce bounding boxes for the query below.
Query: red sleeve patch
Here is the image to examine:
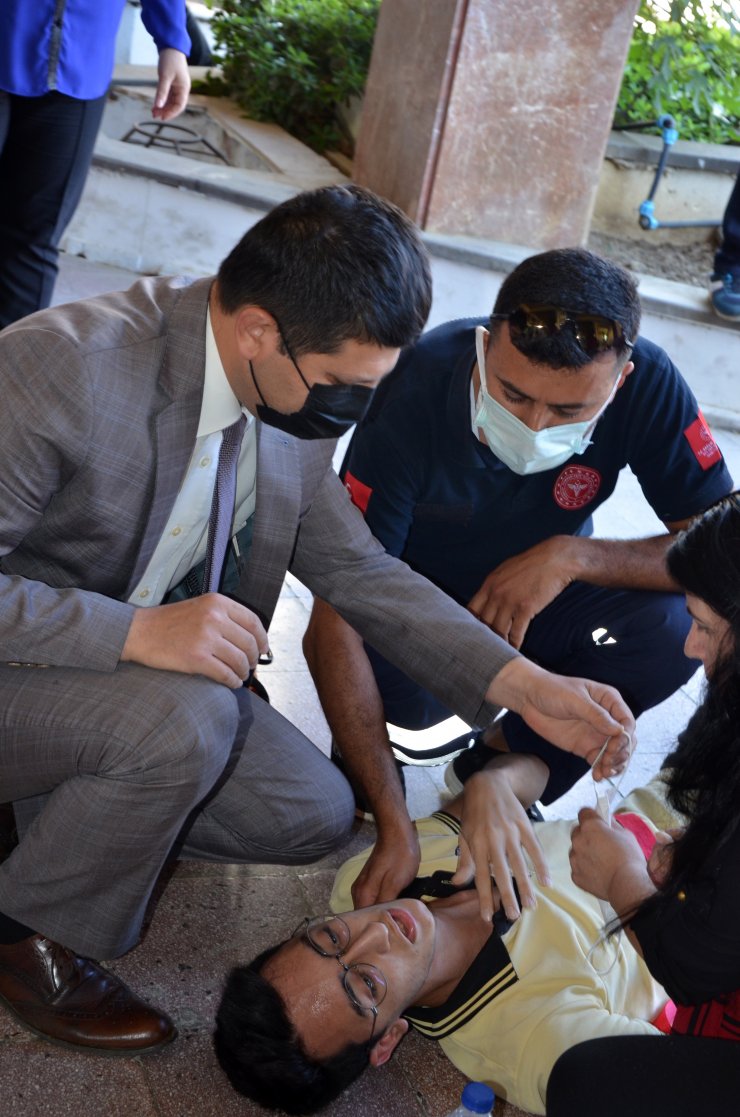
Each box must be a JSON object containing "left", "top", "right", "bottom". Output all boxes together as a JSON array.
[
  {"left": 683, "top": 412, "right": 722, "bottom": 471},
  {"left": 344, "top": 470, "right": 372, "bottom": 515}
]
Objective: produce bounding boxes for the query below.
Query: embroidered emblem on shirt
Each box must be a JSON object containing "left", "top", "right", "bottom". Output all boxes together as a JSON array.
[
  {"left": 683, "top": 412, "right": 722, "bottom": 471},
  {"left": 553, "top": 465, "right": 601, "bottom": 510},
  {"left": 344, "top": 470, "right": 372, "bottom": 514}
]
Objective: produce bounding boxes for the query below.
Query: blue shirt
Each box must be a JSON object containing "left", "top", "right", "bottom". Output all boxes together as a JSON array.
[
  {"left": 0, "top": 1, "right": 190, "bottom": 100},
  {"left": 343, "top": 319, "right": 734, "bottom": 607}
]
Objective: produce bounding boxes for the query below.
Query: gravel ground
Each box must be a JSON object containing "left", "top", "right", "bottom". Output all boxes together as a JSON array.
[{"left": 587, "top": 229, "right": 717, "bottom": 288}]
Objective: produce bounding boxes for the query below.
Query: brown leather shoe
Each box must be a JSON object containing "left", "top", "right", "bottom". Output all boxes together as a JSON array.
[{"left": 0, "top": 934, "right": 176, "bottom": 1053}]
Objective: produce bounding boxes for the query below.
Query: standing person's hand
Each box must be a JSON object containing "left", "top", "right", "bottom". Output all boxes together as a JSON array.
[{"left": 152, "top": 48, "right": 191, "bottom": 121}]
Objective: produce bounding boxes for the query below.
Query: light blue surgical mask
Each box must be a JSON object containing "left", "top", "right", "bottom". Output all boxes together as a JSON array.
[{"left": 473, "top": 326, "right": 620, "bottom": 476}]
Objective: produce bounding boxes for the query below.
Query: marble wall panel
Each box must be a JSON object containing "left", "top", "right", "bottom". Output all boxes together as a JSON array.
[
  {"left": 353, "top": 0, "right": 464, "bottom": 220},
  {"left": 355, "top": 0, "right": 640, "bottom": 247}
]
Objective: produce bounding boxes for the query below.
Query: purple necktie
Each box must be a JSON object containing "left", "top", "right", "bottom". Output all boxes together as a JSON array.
[{"left": 202, "top": 415, "right": 247, "bottom": 594}]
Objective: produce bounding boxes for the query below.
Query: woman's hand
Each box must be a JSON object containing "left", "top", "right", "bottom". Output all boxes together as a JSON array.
[{"left": 569, "top": 807, "right": 654, "bottom": 907}]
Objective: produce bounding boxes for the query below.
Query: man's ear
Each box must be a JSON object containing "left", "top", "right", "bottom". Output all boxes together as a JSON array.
[
  {"left": 616, "top": 358, "right": 634, "bottom": 390},
  {"left": 234, "top": 306, "right": 280, "bottom": 360},
  {"left": 369, "top": 1018, "right": 409, "bottom": 1068}
]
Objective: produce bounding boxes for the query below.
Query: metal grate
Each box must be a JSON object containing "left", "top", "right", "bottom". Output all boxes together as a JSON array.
[{"left": 121, "top": 120, "right": 229, "bottom": 164}]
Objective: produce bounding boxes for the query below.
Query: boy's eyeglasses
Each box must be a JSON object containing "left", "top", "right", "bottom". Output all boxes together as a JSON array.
[{"left": 293, "top": 915, "right": 387, "bottom": 1042}]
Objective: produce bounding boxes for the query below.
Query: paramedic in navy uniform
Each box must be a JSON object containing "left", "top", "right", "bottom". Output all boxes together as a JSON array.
[{"left": 303, "top": 247, "right": 734, "bottom": 909}]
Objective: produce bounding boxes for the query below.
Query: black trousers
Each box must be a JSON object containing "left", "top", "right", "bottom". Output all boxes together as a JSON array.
[
  {"left": 546, "top": 1034, "right": 740, "bottom": 1116},
  {"left": 714, "top": 167, "right": 740, "bottom": 281},
  {"left": 0, "top": 90, "right": 107, "bottom": 329}
]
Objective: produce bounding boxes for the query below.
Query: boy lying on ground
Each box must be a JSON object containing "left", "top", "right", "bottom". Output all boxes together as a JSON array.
[{"left": 214, "top": 754, "right": 680, "bottom": 1115}]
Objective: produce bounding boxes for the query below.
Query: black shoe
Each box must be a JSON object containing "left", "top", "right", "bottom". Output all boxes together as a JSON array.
[
  {"left": 444, "top": 739, "right": 544, "bottom": 822},
  {"left": 331, "top": 745, "right": 406, "bottom": 821},
  {"left": 444, "top": 734, "right": 492, "bottom": 795},
  {"left": 244, "top": 673, "right": 270, "bottom": 703}
]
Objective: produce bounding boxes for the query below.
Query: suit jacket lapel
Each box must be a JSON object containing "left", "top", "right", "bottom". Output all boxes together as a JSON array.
[{"left": 124, "top": 278, "right": 213, "bottom": 597}]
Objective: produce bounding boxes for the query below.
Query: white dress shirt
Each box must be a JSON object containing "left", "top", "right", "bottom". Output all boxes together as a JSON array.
[{"left": 128, "top": 309, "right": 256, "bottom": 606}]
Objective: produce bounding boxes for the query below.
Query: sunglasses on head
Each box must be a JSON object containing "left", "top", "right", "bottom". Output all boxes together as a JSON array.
[{"left": 492, "top": 305, "right": 633, "bottom": 358}]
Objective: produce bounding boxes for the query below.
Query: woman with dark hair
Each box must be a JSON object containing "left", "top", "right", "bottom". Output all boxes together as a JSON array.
[{"left": 548, "top": 493, "right": 740, "bottom": 1116}]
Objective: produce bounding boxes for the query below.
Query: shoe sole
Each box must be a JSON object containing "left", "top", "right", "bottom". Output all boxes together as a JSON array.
[
  {"left": 711, "top": 305, "right": 740, "bottom": 321},
  {"left": 390, "top": 745, "right": 472, "bottom": 767},
  {"left": 0, "top": 990, "right": 178, "bottom": 1056},
  {"left": 444, "top": 762, "right": 464, "bottom": 797},
  {"left": 354, "top": 807, "right": 377, "bottom": 823}
]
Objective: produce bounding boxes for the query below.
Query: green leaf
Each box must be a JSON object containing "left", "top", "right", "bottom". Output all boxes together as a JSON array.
[
  {"left": 209, "top": 0, "right": 380, "bottom": 153},
  {"left": 617, "top": 1, "right": 740, "bottom": 145}
]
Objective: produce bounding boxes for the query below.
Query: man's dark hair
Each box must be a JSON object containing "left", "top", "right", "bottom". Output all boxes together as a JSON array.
[
  {"left": 214, "top": 942, "right": 378, "bottom": 1114},
  {"left": 491, "top": 247, "right": 641, "bottom": 368},
  {"left": 217, "top": 184, "right": 432, "bottom": 357}
]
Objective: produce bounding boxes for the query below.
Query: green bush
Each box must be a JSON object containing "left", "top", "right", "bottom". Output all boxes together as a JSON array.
[
  {"left": 616, "top": 1, "right": 740, "bottom": 144},
  {"left": 208, "top": 0, "right": 380, "bottom": 153}
]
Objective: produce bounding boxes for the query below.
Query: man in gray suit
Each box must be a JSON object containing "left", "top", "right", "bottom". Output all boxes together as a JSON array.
[{"left": 0, "top": 185, "right": 632, "bottom": 1055}]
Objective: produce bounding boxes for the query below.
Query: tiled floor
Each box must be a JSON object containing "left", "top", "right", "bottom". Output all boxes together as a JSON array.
[{"left": 2, "top": 255, "right": 739, "bottom": 1116}]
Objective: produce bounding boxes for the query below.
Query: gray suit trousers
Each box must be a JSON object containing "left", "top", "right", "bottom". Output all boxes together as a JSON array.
[{"left": 0, "top": 662, "right": 353, "bottom": 959}]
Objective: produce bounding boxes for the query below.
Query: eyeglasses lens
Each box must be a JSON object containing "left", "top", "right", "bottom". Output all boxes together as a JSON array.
[
  {"left": 306, "top": 916, "right": 350, "bottom": 955},
  {"left": 344, "top": 963, "right": 388, "bottom": 1010}
]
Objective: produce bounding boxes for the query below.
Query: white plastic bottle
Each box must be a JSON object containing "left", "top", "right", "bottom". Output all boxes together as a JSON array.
[{"left": 447, "top": 1081, "right": 496, "bottom": 1117}]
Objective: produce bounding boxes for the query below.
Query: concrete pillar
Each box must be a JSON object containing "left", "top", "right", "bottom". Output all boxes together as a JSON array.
[{"left": 354, "top": 0, "right": 640, "bottom": 247}]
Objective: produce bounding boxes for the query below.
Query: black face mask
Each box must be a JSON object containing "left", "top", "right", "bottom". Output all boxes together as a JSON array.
[{"left": 250, "top": 355, "right": 375, "bottom": 441}]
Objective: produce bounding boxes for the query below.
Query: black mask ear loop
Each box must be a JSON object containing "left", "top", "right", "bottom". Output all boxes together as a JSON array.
[
  {"left": 277, "top": 328, "right": 312, "bottom": 391},
  {"left": 249, "top": 323, "right": 311, "bottom": 409},
  {"left": 249, "top": 359, "right": 268, "bottom": 407}
]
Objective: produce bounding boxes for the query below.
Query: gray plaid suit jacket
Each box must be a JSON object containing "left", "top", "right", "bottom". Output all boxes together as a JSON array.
[{"left": 0, "top": 276, "right": 515, "bottom": 728}]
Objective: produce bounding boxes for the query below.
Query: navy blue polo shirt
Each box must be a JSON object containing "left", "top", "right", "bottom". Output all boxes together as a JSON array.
[{"left": 342, "top": 318, "right": 733, "bottom": 607}]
